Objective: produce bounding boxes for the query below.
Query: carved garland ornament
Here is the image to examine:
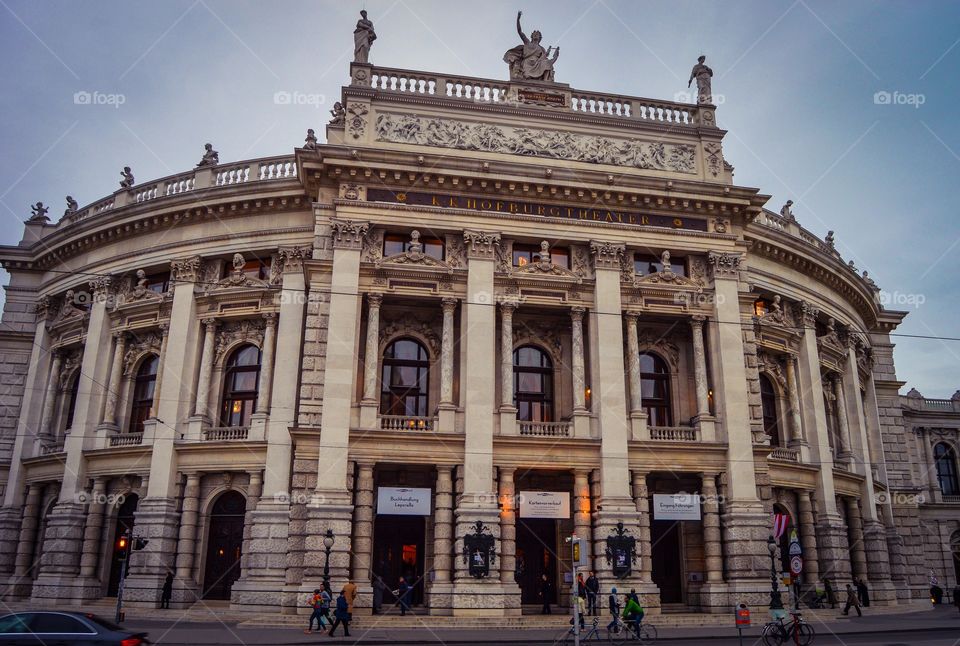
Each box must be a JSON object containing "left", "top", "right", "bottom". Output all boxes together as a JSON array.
[
  {"left": 706, "top": 251, "right": 742, "bottom": 280},
  {"left": 377, "top": 230, "right": 454, "bottom": 273},
  {"left": 637, "top": 329, "right": 680, "bottom": 367},
  {"left": 379, "top": 314, "right": 441, "bottom": 356},
  {"left": 703, "top": 142, "right": 723, "bottom": 178},
  {"left": 214, "top": 319, "right": 265, "bottom": 364},
  {"left": 375, "top": 113, "right": 697, "bottom": 174},
  {"left": 171, "top": 256, "right": 202, "bottom": 283},
  {"left": 330, "top": 218, "right": 370, "bottom": 250},
  {"left": 123, "top": 332, "right": 163, "bottom": 376},
  {"left": 590, "top": 241, "right": 625, "bottom": 271},
  {"left": 463, "top": 230, "right": 501, "bottom": 259},
  {"left": 347, "top": 103, "right": 369, "bottom": 139}
]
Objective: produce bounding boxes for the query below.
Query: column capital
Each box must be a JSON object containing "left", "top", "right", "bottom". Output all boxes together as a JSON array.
[
  {"left": 366, "top": 292, "right": 383, "bottom": 308},
  {"left": 463, "top": 229, "right": 501, "bottom": 259},
  {"left": 570, "top": 305, "right": 586, "bottom": 321},
  {"left": 158, "top": 322, "right": 170, "bottom": 334},
  {"left": 112, "top": 330, "right": 128, "bottom": 342},
  {"left": 277, "top": 245, "right": 311, "bottom": 272},
  {"left": 500, "top": 300, "right": 518, "bottom": 314},
  {"left": 330, "top": 217, "right": 370, "bottom": 250},
  {"left": 441, "top": 296, "right": 458, "bottom": 312},
  {"left": 201, "top": 317, "right": 219, "bottom": 329},
  {"left": 589, "top": 240, "right": 625, "bottom": 270},
  {"left": 706, "top": 251, "right": 743, "bottom": 280},
  {"left": 795, "top": 300, "right": 820, "bottom": 327},
  {"left": 690, "top": 314, "right": 707, "bottom": 328},
  {"left": 170, "top": 255, "right": 202, "bottom": 282},
  {"left": 88, "top": 276, "right": 113, "bottom": 299},
  {"left": 700, "top": 470, "right": 720, "bottom": 482},
  {"left": 262, "top": 312, "right": 277, "bottom": 327}
]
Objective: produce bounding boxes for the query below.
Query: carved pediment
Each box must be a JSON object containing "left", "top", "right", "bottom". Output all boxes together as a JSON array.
[
  {"left": 817, "top": 318, "right": 846, "bottom": 355},
  {"left": 634, "top": 269, "right": 702, "bottom": 291},
  {"left": 378, "top": 250, "right": 453, "bottom": 273},
  {"left": 212, "top": 253, "right": 269, "bottom": 290},
  {"left": 54, "top": 291, "right": 88, "bottom": 324},
  {"left": 512, "top": 259, "right": 581, "bottom": 281},
  {"left": 122, "top": 331, "right": 163, "bottom": 376}
]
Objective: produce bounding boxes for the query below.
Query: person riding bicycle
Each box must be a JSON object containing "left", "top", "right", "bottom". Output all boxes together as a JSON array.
[{"left": 622, "top": 593, "right": 644, "bottom": 635}]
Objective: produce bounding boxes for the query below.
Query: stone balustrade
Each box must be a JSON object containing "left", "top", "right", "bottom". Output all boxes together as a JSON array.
[
  {"left": 202, "top": 426, "right": 250, "bottom": 441},
  {"left": 902, "top": 396, "right": 960, "bottom": 413},
  {"left": 770, "top": 446, "right": 799, "bottom": 462},
  {"left": 518, "top": 420, "right": 571, "bottom": 437},
  {"left": 379, "top": 415, "right": 435, "bottom": 431},
  {"left": 649, "top": 425, "right": 698, "bottom": 441},
  {"left": 108, "top": 432, "right": 144, "bottom": 447},
  {"left": 38, "top": 442, "right": 65, "bottom": 456}
]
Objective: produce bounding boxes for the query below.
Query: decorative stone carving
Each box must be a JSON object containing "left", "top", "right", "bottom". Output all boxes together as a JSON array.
[
  {"left": 58, "top": 349, "right": 82, "bottom": 390},
  {"left": 379, "top": 313, "right": 441, "bottom": 356},
  {"left": 511, "top": 241, "right": 581, "bottom": 280},
  {"left": 88, "top": 276, "right": 113, "bottom": 302},
  {"left": 757, "top": 350, "right": 787, "bottom": 388},
  {"left": 571, "top": 245, "right": 594, "bottom": 280},
  {"left": 757, "top": 294, "right": 792, "bottom": 328},
  {"left": 214, "top": 253, "right": 269, "bottom": 289},
  {"left": 703, "top": 142, "right": 723, "bottom": 178},
  {"left": 214, "top": 319, "right": 266, "bottom": 364},
  {"left": 689, "top": 256, "right": 707, "bottom": 286},
  {"left": 122, "top": 331, "right": 163, "bottom": 376},
  {"left": 35, "top": 295, "right": 54, "bottom": 322},
  {"left": 619, "top": 249, "right": 635, "bottom": 284},
  {"left": 361, "top": 229, "right": 385, "bottom": 264},
  {"left": 329, "top": 101, "right": 345, "bottom": 126},
  {"left": 347, "top": 103, "right": 369, "bottom": 139},
  {"left": 330, "top": 218, "right": 369, "bottom": 250},
  {"left": 119, "top": 166, "right": 135, "bottom": 188},
  {"left": 444, "top": 234, "right": 466, "bottom": 269},
  {"left": 712, "top": 218, "right": 729, "bottom": 234},
  {"left": 856, "top": 342, "right": 874, "bottom": 373},
  {"left": 795, "top": 301, "right": 819, "bottom": 328},
  {"left": 26, "top": 201, "right": 49, "bottom": 224},
  {"left": 589, "top": 240, "right": 625, "bottom": 271},
  {"left": 494, "top": 239, "right": 512, "bottom": 273},
  {"left": 277, "top": 245, "right": 311, "bottom": 275},
  {"left": 687, "top": 55, "right": 714, "bottom": 105},
  {"left": 862, "top": 270, "right": 878, "bottom": 290},
  {"left": 706, "top": 251, "right": 742, "bottom": 280},
  {"left": 780, "top": 200, "right": 795, "bottom": 221},
  {"left": 353, "top": 10, "right": 376, "bottom": 64},
  {"left": 634, "top": 250, "right": 702, "bottom": 290},
  {"left": 303, "top": 128, "right": 318, "bottom": 150},
  {"left": 339, "top": 183, "right": 363, "bottom": 200},
  {"left": 503, "top": 11, "right": 559, "bottom": 82},
  {"left": 56, "top": 290, "right": 87, "bottom": 322},
  {"left": 63, "top": 196, "right": 79, "bottom": 218},
  {"left": 121, "top": 269, "right": 164, "bottom": 304},
  {"left": 377, "top": 230, "right": 454, "bottom": 273},
  {"left": 196, "top": 143, "right": 219, "bottom": 168},
  {"left": 171, "top": 256, "right": 202, "bottom": 283},
  {"left": 374, "top": 113, "right": 697, "bottom": 174},
  {"left": 636, "top": 328, "right": 680, "bottom": 367},
  {"left": 818, "top": 317, "right": 845, "bottom": 353},
  {"left": 463, "top": 230, "right": 501, "bottom": 259},
  {"left": 825, "top": 230, "right": 835, "bottom": 249}
]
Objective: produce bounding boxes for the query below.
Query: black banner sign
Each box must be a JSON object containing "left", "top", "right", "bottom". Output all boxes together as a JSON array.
[{"left": 366, "top": 189, "right": 707, "bottom": 231}]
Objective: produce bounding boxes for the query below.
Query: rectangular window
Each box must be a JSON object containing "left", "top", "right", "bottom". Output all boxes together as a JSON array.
[
  {"left": 383, "top": 233, "right": 444, "bottom": 260},
  {"left": 634, "top": 255, "right": 686, "bottom": 277},
  {"left": 146, "top": 272, "right": 170, "bottom": 294},
  {"left": 512, "top": 244, "right": 569, "bottom": 268}
]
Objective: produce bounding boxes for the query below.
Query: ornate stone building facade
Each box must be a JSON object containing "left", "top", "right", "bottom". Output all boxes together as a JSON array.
[{"left": 0, "top": 37, "right": 952, "bottom": 615}]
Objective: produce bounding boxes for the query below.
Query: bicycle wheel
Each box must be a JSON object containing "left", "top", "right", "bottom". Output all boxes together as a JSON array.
[
  {"left": 606, "top": 622, "right": 627, "bottom": 644},
  {"left": 638, "top": 624, "right": 658, "bottom": 644},
  {"left": 797, "top": 622, "right": 815, "bottom": 646},
  {"left": 761, "top": 622, "right": 785, "bottom": 646}
]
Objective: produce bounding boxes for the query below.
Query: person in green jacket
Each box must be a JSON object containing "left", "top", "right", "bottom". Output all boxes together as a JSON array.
[{"left": 622, "top": 594, "right": 644, "bottom": 635}]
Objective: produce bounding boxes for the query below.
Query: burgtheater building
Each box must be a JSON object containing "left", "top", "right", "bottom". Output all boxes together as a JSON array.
[{"left": 0, "top": 17, "right": 957, "bottom": 616}]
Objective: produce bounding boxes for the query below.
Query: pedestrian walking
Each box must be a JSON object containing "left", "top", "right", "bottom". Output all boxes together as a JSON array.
[
  {"left": 159, "top": 572, "right": 173, "bottom": 609},
  {"left": 606, "top": 586, "right": 621, "bottom": 632},
  {"left": 398, "top": 576, "right": 411, "bottom": 616},
  {"left": 585, "top": 571, "right": 599, "bottom": 615},
  {"left": 304, "top": 589, "right": 326, "bottom": 633},
  {"left": 328, "top": 590, "right": 351, "bottom": 637},
  {"left": 842, "top": 583, "right": 862, "bottom": 617},
  {"left": 342, "top": 578, "right": 358, "bottom": 619},
  {"left": 372, "top": 575, "right": 387, "bottom": 615},
  {"left": 929, "top": 571, "right": 943, "bottom": 605},
  {"left": 539, "top": 573, "right": 552, "bottom": 614},
  {"left": 856, "top": 578, "right": 870, "bottom": 607},
  {"left": 824, "top": 577, "right": 837, "bottom": 609}
]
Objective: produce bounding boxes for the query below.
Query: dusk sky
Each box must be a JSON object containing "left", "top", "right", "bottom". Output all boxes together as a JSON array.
[{"left": 1, "top": 0, "right": 958, "bottom": 396}]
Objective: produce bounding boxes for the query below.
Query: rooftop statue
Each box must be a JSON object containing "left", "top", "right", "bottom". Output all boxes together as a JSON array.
[
  {"left": 304, "top": 128, "right": 318, "bottom": 150},
  {"left": 353, "top": 10, "right": 377, "bottom": 64},
  {"left": 119, "top": 166, "right": 135, "bottom": 188},
  {"left": 503, "top": 11, "right": 559, "bottom": 82},
  {"left": 687, "top": 55, "right": 713, "bottom": 104},
  {"left": 779, "top": 199, "right": 795, "bottom": 221},
  {"left": 64, "top": 196, "right": 79, "bottom": 217},
  {"left": 27, "top": 201, "right": 49, "bottom": 224},
  {"left": 196, "top": 143, "right": 219, "bottom": 168}
]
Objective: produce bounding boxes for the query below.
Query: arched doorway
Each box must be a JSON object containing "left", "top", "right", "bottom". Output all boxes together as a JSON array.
[
  {"left": 773, "top": 503, "right": 793, "bottom": 575},
  {"left": 202, "top": 491, "right": 246, "bottom": 600},
  {"left": 107, "top": 493, "right": 139, "bottom": 596},
  {"left": 951, "top": 530, "right": 960, "bottom": 584}
]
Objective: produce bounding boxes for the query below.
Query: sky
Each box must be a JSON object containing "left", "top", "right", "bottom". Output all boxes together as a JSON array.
[{"left": 0, "top": 0, "right": 958, "bottom": 397}]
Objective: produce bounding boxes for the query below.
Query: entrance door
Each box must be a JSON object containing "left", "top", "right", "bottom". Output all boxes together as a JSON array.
[
  {"left": 202, "top": 491, "right": 246, "bottom": 600},
  {"left": 107, "top": 494, "right": 139, "bottom": 597},
  {"left": 515, "top": 518, "right": 557, "bottom": 605},
  {"left": 651, "top": 520, "right": 684, "bottom": 604},
  {"left": 372, "top": 515, "right": 425, "bottom": 606}
]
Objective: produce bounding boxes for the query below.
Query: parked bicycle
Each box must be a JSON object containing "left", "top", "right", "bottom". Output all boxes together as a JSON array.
[
  {"left": 557, "top": 616, "right": 603, "bottom": 643},
  {"left": 761, "top": 611, "right": 815, "bottom": 646},
  {"left": 605, "top": 613, "right": 657, "bottom": 644}
]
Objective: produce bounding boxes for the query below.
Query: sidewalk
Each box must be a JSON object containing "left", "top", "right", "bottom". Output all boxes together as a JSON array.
[{"left": 114, "top": 604, "right": 960, "bottom": 645}]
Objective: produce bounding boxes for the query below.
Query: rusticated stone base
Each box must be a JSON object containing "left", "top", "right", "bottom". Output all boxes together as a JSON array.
[
  {"left": 30, "top": 502, "right": 87, "bottom": 601},
  {"left": 0, "top": 508, "right": 22, "bottom": 580},
  {"left": 120, "top": 498, "right": 180, "bottom": 607},
  {"left": 592, "top": 498, "right": 655, "bottom": 609},
  {"left": 720, "top": 501, "right": 769, "bottom": 583},
  {"left": 230, "top": 501, "right": 291, "bottom": 611},
  {"left": 450, "top": 579, "right": 522, "bottom": 616},
  {"left": 814, "top": 516, "right": 851, "bottom": 583}
]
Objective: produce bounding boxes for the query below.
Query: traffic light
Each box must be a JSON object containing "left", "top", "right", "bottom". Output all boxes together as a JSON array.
[
  {"left": 116, "top": 535, "right": 128, "bottom": 560},
  {"left": 132, "top": 537, "right": 149, "bottom": 551}
]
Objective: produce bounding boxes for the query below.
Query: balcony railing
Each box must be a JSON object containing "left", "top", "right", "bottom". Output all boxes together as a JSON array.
[
  {"left": 649, "top": 426, "right": 698, "bottom": 441},
  {"left": 518, "top": 421, "right": 571, "bottom": 437},
  {"left": 202, "top": 426, "right": 249, "bottom": 441},
  {"left": 109, "top": 432, "right": 144, "bottom": 447},
  {"left": 38, "top": 442, "right": 65, "bottom": 456},
  {"left": 942, "top": 494, "right": 960, "bottom": 504},
  {"left": 380, "top": 415, "right": 435, "bottom": 431},
  {"left": 769, "top": 447, "right": 799, "bottom": 462}
]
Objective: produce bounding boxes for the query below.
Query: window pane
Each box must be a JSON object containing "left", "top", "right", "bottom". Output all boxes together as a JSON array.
[
  {"left": 29, "top": 613, "right": 91, "bottom": 634},
  {"left": 518, "top": 372, "right": 542, "bottom": 393},
  {"left": 384, "top": 238, "right": 405, "bottom": 256},
  {"left": 0, "top": 614, "right": 32, "bottom": 634},
  {"left": 513, "top": 250, "right": 532, "bottom": 266},
  {"left": 231, "top": 346, "right": 261, "bottom": 367},
  {"left": 231, "top": 370, "right": 258, "bottom": 392},
  {"left": 423, "top": 239, "right": 444, "bottom": 260},
  {"left": 551, "top": 249, "right": 569, "bottom": 269}
]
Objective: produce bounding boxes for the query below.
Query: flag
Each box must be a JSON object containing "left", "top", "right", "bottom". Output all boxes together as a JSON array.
[{"left": 773, "top": 513, "right": 789, "bottom": 539}]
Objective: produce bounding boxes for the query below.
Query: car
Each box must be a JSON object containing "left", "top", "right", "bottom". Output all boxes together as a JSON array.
[{"left": 0, "top": 611, "right": 149, "bottom": 645}]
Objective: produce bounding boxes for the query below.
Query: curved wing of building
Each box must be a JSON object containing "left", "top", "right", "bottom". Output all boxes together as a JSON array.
[{"left": 0, "top": 26, "right": 954, "bottom": 616}]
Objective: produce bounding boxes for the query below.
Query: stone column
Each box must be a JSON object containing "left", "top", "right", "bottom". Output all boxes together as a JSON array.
[
  {"left": 350, "top": 463, "right": 375, "bottom": 590},
  {"left": 100, "top": 332, "right": 128, "bottom": 428},
  {"left": 784, "top": 355, "right": 805, "bottom": 449},
  {"left": 193, "top": 318, "right": 219, "bottom": 419},
  {"left": 844, "top": 497, "right": 868, "bottom": 581},
  {"left": 570, "top": 307, "right": 590, "bottom": 438},
  {"left": 499, "top": 301, "right": 517, "bottom": 410},
  {"left": 239, "top": 471, "right": 262, "bottom": 576},
  {"left": 631, "top": 472, "right": 653, "bottom": 584},
  {"left": 149, "top": 324, "right": 169, "bottom": 418},
  {"left": 832, "top": 376, "right": 853, "bottom": 463},
  {"left": 499, "top": 468, "right": 517, "bottom": 585},
  {"left": 38, "top": 352, "right": 63, "bottom": 440},
  {"left": 624, "top": 312, "right": 647, "bottom": 440},
  {"left": 573, "top": 470, "right": 592, "bottom": 564},
  {"left": 77, "top": 478, "right": 107, "bottom": 596},
  {"left": 701, "top": 473, "right": 723, "bottom": 584},
  {"left": 255, "top": 314, "right": 277, "bottom": 414},
  {"left": 359, "top": 294, "right": 382, "bottom": 430},
  {"left": 428, "top": 465, "right": 455, "bottom": 613},
  {"left": 440, "top": 298, "right": 458, "bottom": 408},
  {"left": 7, "top": 483, "right": 42, "bottom": 598},
  {"left": 172, "top": 473, "right": 201, "bottom": 605},
  {"left": 690, "top": 316, "right": 715, "bottom": 440},
  {"left": 797, "top": 490, "right": 820, "bottom": 585}
]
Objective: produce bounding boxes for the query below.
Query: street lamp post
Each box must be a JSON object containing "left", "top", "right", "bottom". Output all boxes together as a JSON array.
[
  {"left": 322, "top": 529, "right": 335, "bottom": 592},
  {"left": 767, "top": 535, "right": 784, "bottom": 613}
]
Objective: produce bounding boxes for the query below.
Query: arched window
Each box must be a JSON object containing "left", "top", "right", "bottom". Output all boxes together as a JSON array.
[
  {"left": 639, "top": 352, "right": 672, "bottom": 426},
  {"left": 760, "top": 374, "right": 782, "bottom": 446},
  {"left": 380, "top": 339, "right": 430, "bottom": 417},
  {"left": 63, "top": 373, "right": 81, "bottom": 432},
  {"left": 128, "top": 355, "right": 159, "bottom": 434},
  {"left": 220, "top": 345, "right": 261, "bottom": 427},
  {"left": 934, "top": 443, "right": 959, "bottom": 496},
  {"left": 513, "top": 345, "right": 553, "bottom": 422}
]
